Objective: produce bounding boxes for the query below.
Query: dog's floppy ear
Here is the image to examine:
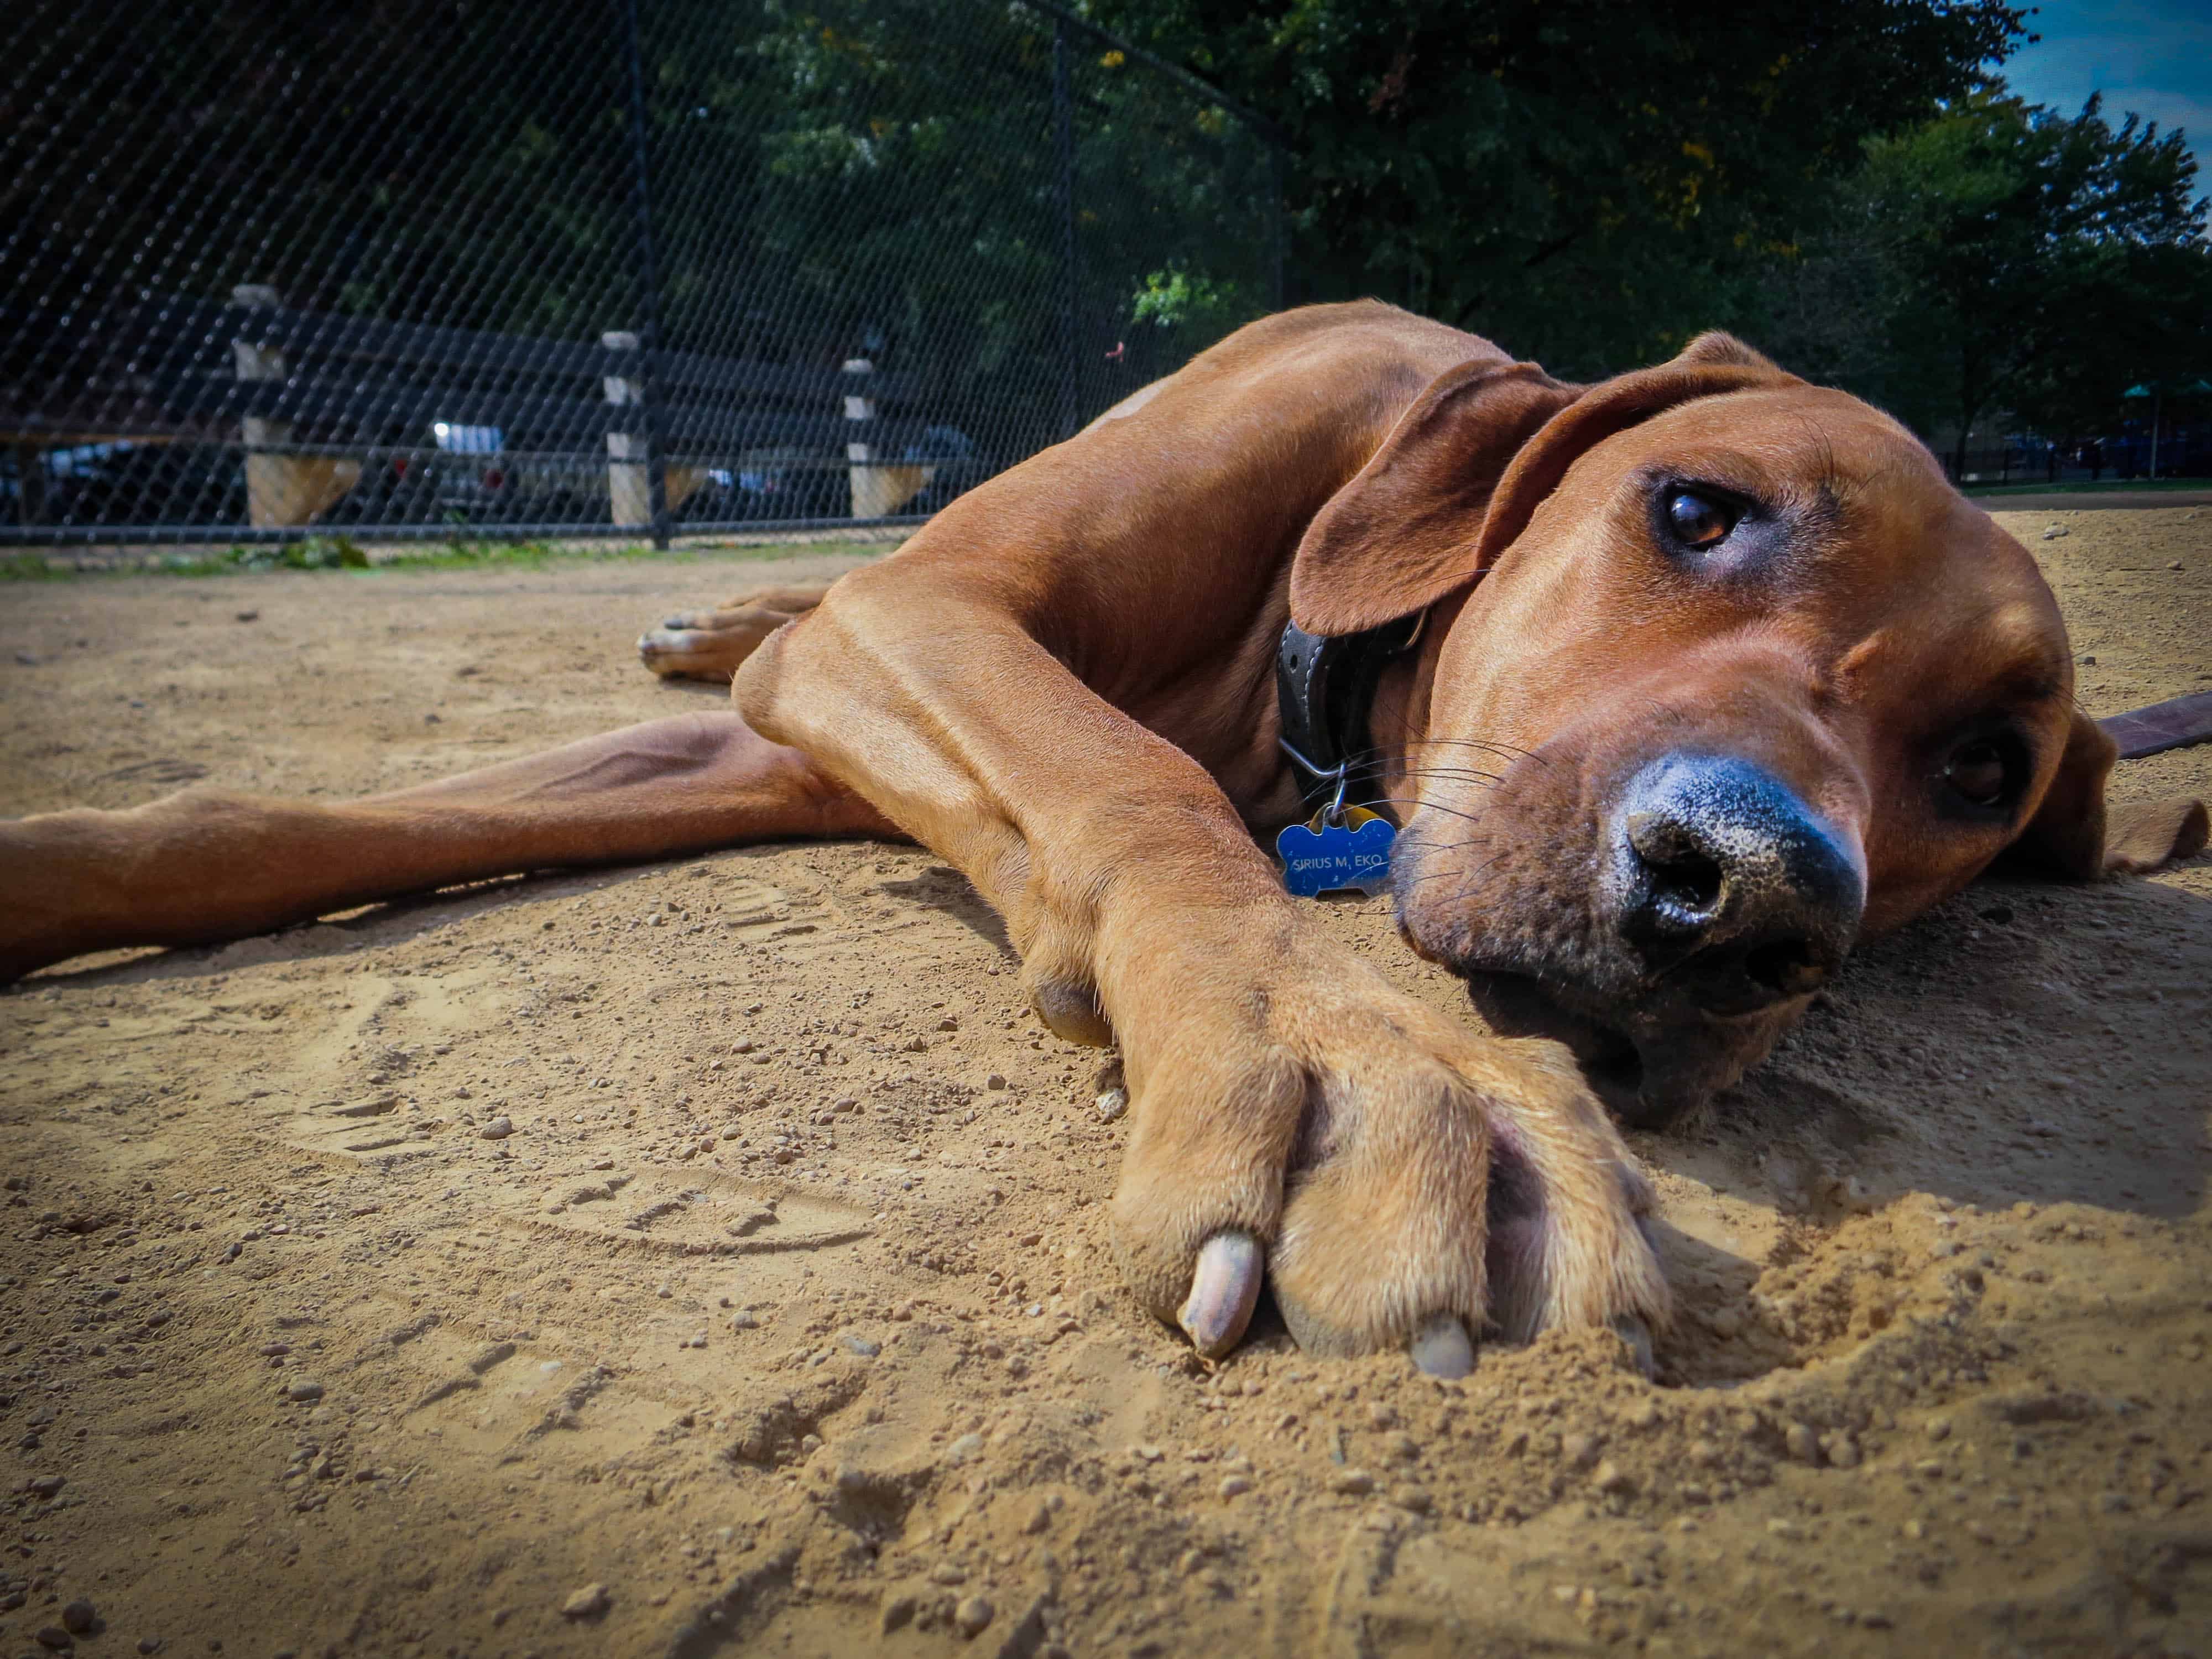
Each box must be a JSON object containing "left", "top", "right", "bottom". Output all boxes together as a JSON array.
[
  {"left": 1290, "top": 333, "right": 1796, "bottom": 635},
  {"left": 2006, "top": 707, "right": 2209, "bottom": 878},
  {"left": 1287, "top": 358, "right": 1578, "bottom": 635}
]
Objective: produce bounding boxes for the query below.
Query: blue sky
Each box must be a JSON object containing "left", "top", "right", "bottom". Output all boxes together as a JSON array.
[{"left": 2000, "top": 0, "right": 2211, "bottom": 199}]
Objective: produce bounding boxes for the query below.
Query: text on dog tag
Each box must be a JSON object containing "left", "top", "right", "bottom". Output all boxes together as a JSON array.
[{"left": 1276, "top": 807, "right": 1394, "bottom": 897}]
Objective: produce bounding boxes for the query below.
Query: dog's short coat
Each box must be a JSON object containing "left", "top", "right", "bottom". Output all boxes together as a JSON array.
[{"left": 4, "top": 303, "right": 2205, "bottom": 1373}]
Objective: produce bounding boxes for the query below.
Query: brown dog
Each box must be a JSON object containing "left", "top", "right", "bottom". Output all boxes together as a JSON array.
[{"left": 3, "top": 302, "right": 2204, "bottom": 1377}]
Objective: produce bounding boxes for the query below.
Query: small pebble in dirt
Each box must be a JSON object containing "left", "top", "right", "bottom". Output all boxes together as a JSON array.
[
  {"left": 1332, "top": 1469, "right": 1374, "bottom": 1496},
  {"left": 953, "top": 1595, "right": 994, "bottom": 1637},
  {"left": 881, "top": 1593, "right": 917, "bottom": 1634},
  {"left": 1784, "top": 1422, "right": 1820, "bottom": 1464},
  {"left": 1219, "top": 1474, "right": 1252, "bottom": 1499},
  {"left": 1095, "top": 1086, "right": 1128, "bottom": 1123},
  {"left": 2041, "top": 524, "right": 2068, "bottom": 540},
  {"left": 285, "top": 1379, "right": 325, "bottom": 1404},
  {"left": 930, "top": 1563, "right": 969, "bottom": 1586},
  {"left": 61, "top": 1601, "right": 96, "bottom": 1635},
  {"left": 1592, "top": 1460, "right": 1637, "bottom": 1496},
  {"left": 729, "top": 1310, "right": 759, "bottom": 1331},
  {"left": 561, "top": 1583, "right": 611, "bottom": 1620},
  {"left": 479, "top": 1117, "right": 513, "bottom": 1140},
  {"left": 1561, "top": 1432, "right": 1600, "bottom": 1472},
  {"left": 137, "top": 1640, "right": 163, "bottom": 1656},
  {"left": 34, "top": 1626, "right": 72, "bottom": 1652}
]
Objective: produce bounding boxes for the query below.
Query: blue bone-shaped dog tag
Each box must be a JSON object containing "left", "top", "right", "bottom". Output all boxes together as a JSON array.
[{"left": 1276, "top": 808, "right": 1396, "bottom": 897}]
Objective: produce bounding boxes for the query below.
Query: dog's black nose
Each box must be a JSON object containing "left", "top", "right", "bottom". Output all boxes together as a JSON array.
[{"left": 1613, "top": 754, "right": 1864, "bottom": 1014}]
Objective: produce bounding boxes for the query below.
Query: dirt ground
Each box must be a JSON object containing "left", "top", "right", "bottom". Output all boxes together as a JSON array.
[{"left": 1, "top": 508, "right": 2209, "bottom": 1659}]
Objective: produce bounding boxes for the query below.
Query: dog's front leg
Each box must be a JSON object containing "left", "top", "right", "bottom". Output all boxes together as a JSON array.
[{"left": 739, "top": 567, "right": 1669, "bottom": 1370}]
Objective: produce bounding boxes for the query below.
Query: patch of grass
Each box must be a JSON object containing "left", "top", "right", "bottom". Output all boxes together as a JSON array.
[
  {"left": 0, "top": 552, "right": 66, "bottom": 582},
  {"left": 0, "top": 533, "right": 898, "bottom": 581}
]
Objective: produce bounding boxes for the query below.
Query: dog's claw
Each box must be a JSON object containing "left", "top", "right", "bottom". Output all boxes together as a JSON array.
[
  {"left": 1612, "top": 1313, "right": 1656, "bottom": 1379},
  {"left": 1408, "top": 1313, "right": 1475, "bottom": 1378},
  {"left": 1178, "top": 1230, "right": 1263, "bottom": 1359}
]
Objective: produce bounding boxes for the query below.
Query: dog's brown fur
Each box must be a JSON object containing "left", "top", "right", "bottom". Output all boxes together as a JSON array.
[{"left": 3, "top": 302, "right": 2203, "bottom": 1368}]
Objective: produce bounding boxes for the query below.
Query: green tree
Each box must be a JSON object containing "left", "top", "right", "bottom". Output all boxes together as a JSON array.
[
  {"left": 1765, "top": 91, "right": 2211, "bottom": 470},
  {"left": 1081, "top": 0, "right": 2030, "bottom": 374}
]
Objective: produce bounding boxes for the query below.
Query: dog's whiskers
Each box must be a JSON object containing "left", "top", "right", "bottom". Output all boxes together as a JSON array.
[
  {"left": 1351, "top": 795, "right": 1491, "bottom": 825},
  {"left": 1343, "top": 735, "right": 1539, "bottom": 767}
]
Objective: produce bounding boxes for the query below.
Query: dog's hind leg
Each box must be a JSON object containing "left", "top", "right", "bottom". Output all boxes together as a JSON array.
[
  {"left": 637, "top": 583, "right": 833, "bottom": 682},
  {"left": 0, "top": 710, "right": 891, "bottom": 981}
]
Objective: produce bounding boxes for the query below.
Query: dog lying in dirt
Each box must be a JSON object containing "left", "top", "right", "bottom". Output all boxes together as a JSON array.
[{"left": 3, "top": 302, "right": 2205, "bottom": 1379}]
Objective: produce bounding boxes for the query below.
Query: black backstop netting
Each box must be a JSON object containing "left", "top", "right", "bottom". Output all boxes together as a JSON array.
[{"left": 0, "top": 0, "right": 1285, "bottom": 544}]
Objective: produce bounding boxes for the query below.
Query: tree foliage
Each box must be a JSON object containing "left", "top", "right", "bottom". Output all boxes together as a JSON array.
[
  {"left": 1082, "top": 0, "right": 2031, "bottom": 374},
  {"left": 1765, "top": 90, "right": 2212, "bottom": 459}
]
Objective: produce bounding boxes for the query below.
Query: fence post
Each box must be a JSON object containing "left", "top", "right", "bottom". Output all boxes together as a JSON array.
[
  {"left": 603, "top": 330, "right": 652, "bottom": 529},
  {"left": 232, "top": 284, "right": 359, "bottom": 528},
  {"left": 619, "top": 0, "right": 672, "bottom": 549},
  {"left": 1052, "top": 18, "right": 1080, "bottom": 440},
  {"left": 12, "top": 445, "right": 45, "bottom": 528},
  {"left": 844, "top": 358, "right": 932, "bottom": 519},
  {"left": 1269, "top": 144, "right": 1287, "bottom": 310},
  {"left": 606, "top": 330, "right": 705, "bottom": 526}
]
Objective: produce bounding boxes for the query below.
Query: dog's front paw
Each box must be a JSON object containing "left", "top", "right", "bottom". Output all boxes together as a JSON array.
[
  {"left": 638, "top": 587, "right": 827, "bottom": 682},
  {"left": 1108, "top": 946, "right": 1667, "bottom": 1374}
]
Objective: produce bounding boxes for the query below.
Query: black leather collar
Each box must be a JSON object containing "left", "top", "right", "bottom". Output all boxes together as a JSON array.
[{"left": 1275, "top": 612, "right": 1425, "bottom": 818}]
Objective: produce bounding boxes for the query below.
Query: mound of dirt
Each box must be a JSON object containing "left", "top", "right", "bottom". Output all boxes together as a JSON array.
[{"left": 1, "top": 513, "right": 2208, "bottom": 1657}]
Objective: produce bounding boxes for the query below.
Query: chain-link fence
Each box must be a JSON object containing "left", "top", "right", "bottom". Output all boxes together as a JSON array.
[{"left": 0, "top": 0, "right": 1286, "bottom": 545}]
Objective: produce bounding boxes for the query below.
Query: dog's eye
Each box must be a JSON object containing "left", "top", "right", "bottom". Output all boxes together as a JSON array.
[
  {"left": 1944, "top": 740, "right": 2013, "bottom": 808},
  {"left": 1664, "top": 489, "right": 1736, "bottom": 550}
]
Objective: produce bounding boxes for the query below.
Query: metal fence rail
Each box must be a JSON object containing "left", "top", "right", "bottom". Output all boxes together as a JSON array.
[
  {"left": 1945, "top": 435, "right": 2212, "bottom": 488},
  {"left": 0, "top": 0, "right": 1285, "bottom": 546}
]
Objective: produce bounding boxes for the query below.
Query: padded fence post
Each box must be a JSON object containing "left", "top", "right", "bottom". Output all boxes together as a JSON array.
[
  {"left": 232, "top": 283, "right": 358, "bottom": 527},
  {"left": 844, "top": 358, "right": 931, "bottom": 519},
  {"left": 604, "top": 330, "right": 652, "bottom": 529},
  {"left": 607, "top": 330, "right": 703, "bottom": 528}
]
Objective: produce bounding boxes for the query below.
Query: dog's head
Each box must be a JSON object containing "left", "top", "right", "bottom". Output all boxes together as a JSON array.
[{"left": 1292, "top": 335, "right": 2208, "bottom": 1128}]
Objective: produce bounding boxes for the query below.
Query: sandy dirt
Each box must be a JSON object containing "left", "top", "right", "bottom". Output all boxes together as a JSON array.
[{"left": 1, "top": 509, "right": 2209, "bottom": 1659}]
